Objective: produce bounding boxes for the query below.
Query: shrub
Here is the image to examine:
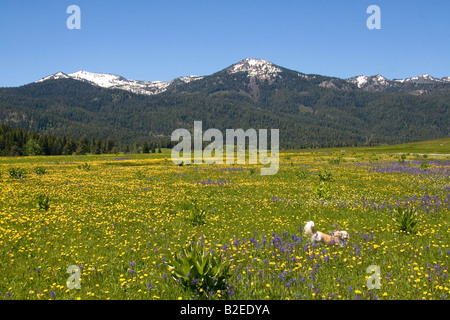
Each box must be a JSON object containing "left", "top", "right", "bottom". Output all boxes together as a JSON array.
[
  {"left": 393, "top": 207, "right": 418, "bottom": 234},
  {"left": 168, "top": 242, "right": 233, "bottom": 297},
  {"left": 189, "top": 198, "right": 209, "bottom": 226},
  {"left": 77, "top": 163, "right": 91, "bottom": 171},
  {"left": 328, "top": 157, "right": 344, "bottom": 165},
  {"left": 315, "top": 182, "right": 330, "bottom": 199},
  {"left": 8, "top": 167, "right": 27, "bottom": 179},
  {"left": 318, "top": 170, "right": 332, "bottom": 182},
  {"left": 33, "top": 166, "right": 47, "bottom": 175},
  {"left": 420, "top": 161, "right": 429, "bottom": 171},
  {"left": 296, "top": 169, "right": 309, "bottom": 179},
  {"left": 36, "top": 194, "right": 50, "bottom": 210}
]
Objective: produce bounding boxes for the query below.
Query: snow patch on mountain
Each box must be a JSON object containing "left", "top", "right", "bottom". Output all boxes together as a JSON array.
[
  {"left": 36, "top": 72, "right": 70, "bottom": 82},
  {"left": 228, "top": 58, "right": 282, "bottom": 79},
  {"left": 177, "top": 75, "right": 204, "bottom": 83},
  {"left": 35, "top": 70, "right": 204, "bottom": 95},
  {"left": 348, "top": 74, "right": 388, "bottom": 88}
]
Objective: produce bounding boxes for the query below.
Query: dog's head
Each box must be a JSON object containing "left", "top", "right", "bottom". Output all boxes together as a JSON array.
[
  {"left": 334, "top": 230, "right": 349, "bottom": 240},
  {"left": 304, "top": 221, "right": 316, "bottom": 236}
]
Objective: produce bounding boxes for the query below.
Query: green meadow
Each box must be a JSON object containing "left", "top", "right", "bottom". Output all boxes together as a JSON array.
[{"left": 0, "top": 139, "right": 448, "bottom": 300}]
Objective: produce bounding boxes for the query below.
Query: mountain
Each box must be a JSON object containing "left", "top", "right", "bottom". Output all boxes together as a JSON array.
[
  {"left": 36, "top": 59, "right": 450, "bottom": 96},
  {"left": 1, "top": 58, "right": 449, "bottom": 149},
  {"left": 36, "top": 70, "right": 204, "bottom": 96},
  {"left": 347, "top": 73, "right": 450, "bottom": 93}
]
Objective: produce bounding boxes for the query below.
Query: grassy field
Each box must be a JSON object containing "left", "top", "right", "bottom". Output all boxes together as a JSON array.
[
  {"left": 294, "top": 137, "right": 450, "bottom": 155},
  {"left": 0, "top": 141, "right": 449, "bottom": 300}
]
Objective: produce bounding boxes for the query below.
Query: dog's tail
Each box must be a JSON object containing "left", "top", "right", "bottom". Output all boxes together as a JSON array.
[{"left": 304, "top": 221, "right": 315, "bottom": 236}]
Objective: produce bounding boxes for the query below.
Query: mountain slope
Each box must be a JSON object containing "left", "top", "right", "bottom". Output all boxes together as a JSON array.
[
  {"left": 36, "top": 58, "right": 450, "bottom": 96},
  {"left": 0, "top": 58, "right": 449, "bottom": 149}
]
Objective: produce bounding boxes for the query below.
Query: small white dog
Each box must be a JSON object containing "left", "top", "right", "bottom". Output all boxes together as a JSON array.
[{"left": 304, "top": 221, "right": 349, "bottom": 247}]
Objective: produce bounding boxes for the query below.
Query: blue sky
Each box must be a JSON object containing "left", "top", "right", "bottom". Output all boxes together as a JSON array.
[{"left": 1, "top": 0, "right": 449, "bottom": 87}]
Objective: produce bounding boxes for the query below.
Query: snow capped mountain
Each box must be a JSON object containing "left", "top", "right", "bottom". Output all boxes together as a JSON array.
[
  {"left": 400, "top": 74, "right": 438, "bottom": 83},
  {"left": 36, "top": 72, "right": 70, "bottom": 82},
  {"left": 36, "top": 71, "right": 202, "bottom": 95},
  {"left": 348, "top": 74, "right": 389, "bottom": 89},
  {"left": 227, "top": 58, "right": 282, "bottom": 79},
  {"left": 35, "top": 59, "right": 450, "bottom": 95},
  {"left": 347, "top": 72, "right": 450, "bottom": 92}
]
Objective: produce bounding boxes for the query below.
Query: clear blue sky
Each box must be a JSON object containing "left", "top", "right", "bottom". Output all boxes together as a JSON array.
[{"left": 1, "top": 0, "right": 449, "bottom": 87}]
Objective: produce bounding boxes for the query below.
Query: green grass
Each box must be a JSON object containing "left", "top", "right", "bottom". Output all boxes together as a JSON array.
[{"left": 288, "top": 137, "right": 450, "bottom": 155}]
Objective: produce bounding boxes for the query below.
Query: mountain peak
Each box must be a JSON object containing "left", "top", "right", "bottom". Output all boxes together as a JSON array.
[
  {"left": 36, "top": 72, "right": 70, "bottom": 82},
  {"left": 227, "top": 58, "right": 282, "bottom": 79}
]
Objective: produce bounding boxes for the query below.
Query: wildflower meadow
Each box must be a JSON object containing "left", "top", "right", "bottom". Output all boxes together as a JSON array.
[{"left": 0, "top": 147, "right": 448, "bottom": 300}]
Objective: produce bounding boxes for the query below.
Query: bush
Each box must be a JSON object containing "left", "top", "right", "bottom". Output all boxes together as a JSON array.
[
  {"left": 420, "top": 161, "right": 429, "bottom": 171},
  {"left": 77, "top": 163, "right": 91, "bottom": 171},
  {"left": 318, "top": 170, "right": 332, "bottom": 182},
  {"left": 398, "top": 154, "right": 407, "bottom": 163},
  {"left": 393, "top": 207, "right": 418, "bottom": 234},
  {"left": 189, "top": 198, "right": 209, "bottom": 226},
  {"left": 315, "top": 182, "right": 330, "bottom": 199},
  {"left": 33, "top": 166, "right": 47, "bottom": 175},
  {"left": 296, "top": 169, "right": 309, "bottom": 179},
  {"left": 8, "top": 167, "right": 27, "bottom": 179},
  {"left": 36, "top": 194, "right": 50, "bottom": 210},
  {"left": 328, "top": 156, "right": 344, "bottom": 165},
  {"left": 168, "top": 242, "right": 233, "bottom": 297}
]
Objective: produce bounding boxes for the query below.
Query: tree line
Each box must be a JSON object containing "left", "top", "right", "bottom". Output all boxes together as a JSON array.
[{"left": 0, "top": 124, "right": 168, "bottom": 156}]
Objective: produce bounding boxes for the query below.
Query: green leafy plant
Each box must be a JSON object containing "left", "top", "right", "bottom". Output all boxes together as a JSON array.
[
  {"left": 296, "top": 169, "right": 309, "bottom": 180},
  {"left": 328, "top": 156, "right": 344, "bottom": 165},
  {"left": 189, "top": 198, "right": 209, "bottom": 226},
  {"left": 36, "top": 194, "right": 50, "bottom": 210},
  {"left": 33, "top": 166, "right": 47, "bottom": 175},
  {"left": 77, "top": 163, "right": 91, "bottom": 171},
  {"left": 398, "top": 154, "right": 407, "bottom": 163},
  {"left": 315, "top": 182, "right": 330, "bottom": 199},
  {"left": 393, "top": 207, "right": 418, "bottom": 234},
  {"left": 249, "top": 168, "right": 257, "bottom": 176},
  {"left": 168, "top": 242, "right": 233, "bottom": 297},
  {"left": 318, "top": 169, "right": 332, "bottom": 182},
  {"left": 8, "top": 167, "right": 27, "bottom": 179},
  {"left": 420, "top": 161, "right": 429, "bottom": 171}
]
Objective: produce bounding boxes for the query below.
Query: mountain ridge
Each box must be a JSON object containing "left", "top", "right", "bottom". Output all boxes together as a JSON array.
[
  {"left": 0, "top": 58, "right": 448, "bottom": 149},
  {"left": 34, "top": 58, "right": 450, "bottom": 95}
]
